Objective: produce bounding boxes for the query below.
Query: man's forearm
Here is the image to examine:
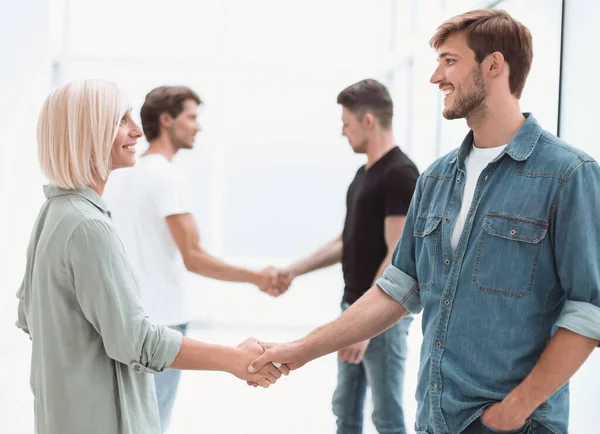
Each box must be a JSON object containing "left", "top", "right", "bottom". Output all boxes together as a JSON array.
[
  {"left": 288, "top": 235, "right": 343, "bottom": 277},
  {"left": 298, "top": 285, "right": 408, "bottom": 361},
  {"left": 503, "top": 328, "right": 599, "bottom": 419},
  {"left": 186, "top": 250, "right": 260, "bottom": 285}
]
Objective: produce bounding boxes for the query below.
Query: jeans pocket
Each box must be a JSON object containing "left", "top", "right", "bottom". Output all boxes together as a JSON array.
[{"left": 479, "top": 417, "right": 531, "bottom": 434}]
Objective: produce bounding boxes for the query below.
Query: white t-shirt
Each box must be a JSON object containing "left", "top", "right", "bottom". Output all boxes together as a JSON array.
[
  {"left": 104, "top": 154, "right": 193, "bottom": 326},
  {"left": 450, "top": 144, "right": 507, "bottom": 251}
]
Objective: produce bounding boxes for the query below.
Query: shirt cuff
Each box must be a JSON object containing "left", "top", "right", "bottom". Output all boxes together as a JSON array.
[
  {"left": 132, "top": 326, "right": 183, "bottom": 374},
  {"left": 376, "top": 265, "right": 422, "bottom": 314},
  {"left": 555, "top": 300, "right": 600, "bottom": 345}
]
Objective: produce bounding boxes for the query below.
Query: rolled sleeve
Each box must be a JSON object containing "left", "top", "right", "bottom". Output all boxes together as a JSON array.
[
  {"left": 555, "top": 301, "right": 600, "bottom": 342},
  {"left": 131, "top": 325, "right": 183, "bottom": 374},
  {"left": 67, "top": 219, "right": 184, "bottom": 372},
  {"left": 377, "top": 265, "right": 422, "bottom": 314},
  {"left": 552, "top": 160, "right": 600, "bottom": 345},
  {"left": 376, "top": 174, "right": 424, "bottom": 315}
]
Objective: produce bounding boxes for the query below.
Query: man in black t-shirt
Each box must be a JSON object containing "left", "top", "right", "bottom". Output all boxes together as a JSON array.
[{"left": 278, "top": 79, "right": 419, "bottom": 434}]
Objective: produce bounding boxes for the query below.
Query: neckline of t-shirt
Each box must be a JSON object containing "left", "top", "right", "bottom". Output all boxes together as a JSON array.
[
  {"left": 140, "top": 153, "right": 170, "bottom": 163},
  {"left": 364, "top": 146, "right": 399, "bottom": 172},
  {"left": 469, "top": 143, "right": 507, "bottom": 159}
]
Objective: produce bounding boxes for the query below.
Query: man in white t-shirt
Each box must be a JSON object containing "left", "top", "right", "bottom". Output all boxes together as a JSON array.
[{"left": 104, "top": 86, "right": 284, "bottom": 433}]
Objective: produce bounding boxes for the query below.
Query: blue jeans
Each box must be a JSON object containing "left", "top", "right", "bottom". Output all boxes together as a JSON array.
[
  {"left": 155, "top": 323, "right": 188, "bottom": 433},
  {"left": 462, "top": 417, "right": 555, "bottom": 434},
  {"left": 332, "top": 303, "right": 413, "bottom": 434}
]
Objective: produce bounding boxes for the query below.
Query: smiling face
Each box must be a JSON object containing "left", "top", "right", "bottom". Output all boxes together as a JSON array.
[
  {"left": 110, "top": 111, "right": 143, "bottom": 169},
  {"left": 430, "top": 31, "right": 487, "bottom": 120}
]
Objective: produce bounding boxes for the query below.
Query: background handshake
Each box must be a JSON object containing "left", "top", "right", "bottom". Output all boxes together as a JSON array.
[{"left": 254, "top": 266, "right": 295, "bottom": 297}]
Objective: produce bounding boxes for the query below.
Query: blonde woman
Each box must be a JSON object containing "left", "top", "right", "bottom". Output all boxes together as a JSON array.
[{"left": 16, "top": 80, "right": 287, "bottom": 434}]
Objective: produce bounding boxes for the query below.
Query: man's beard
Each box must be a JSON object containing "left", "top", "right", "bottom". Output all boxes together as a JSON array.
[
  {"left": 443, "top": 65, "right": 487, "bottom": 120},
  {"left": 168, "top": 127, "right": 192, "bottom": 150}
]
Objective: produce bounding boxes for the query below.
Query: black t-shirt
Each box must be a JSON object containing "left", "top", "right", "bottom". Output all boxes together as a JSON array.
[{"left": 342, "top": 147, "right": 419, "bottom": 305}]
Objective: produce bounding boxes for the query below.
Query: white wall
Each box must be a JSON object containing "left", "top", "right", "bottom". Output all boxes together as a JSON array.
[
  {"left": 0, "top": 0, "right": 52, "bottom": 432},
  {"left": 559, "top": 1, "right": 600, "bottom": 158}
]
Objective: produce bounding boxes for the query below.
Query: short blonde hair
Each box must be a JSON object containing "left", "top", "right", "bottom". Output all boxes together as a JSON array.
[{"left": 37, "top": 79, "right": 129, "bottom": 190}]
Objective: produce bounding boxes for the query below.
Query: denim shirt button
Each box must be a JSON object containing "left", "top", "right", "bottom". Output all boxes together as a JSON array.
[
  {"left": 444, "top": 217, "right": 450, "bottom": 223},
  {"left": 444, "top": 299, "right": 450, "bottom": 306},
  {"left": 444, "top": 259, "right": 451, "bottom": 266},
  {"left": 510, "top": 229, "right": 516, "bottom": 235},
  {"left": 456, "top": 178, "right": 461, "bottom": 184},
  {"left": 436, "top": 341, "right": 442, "bottom": 348}
]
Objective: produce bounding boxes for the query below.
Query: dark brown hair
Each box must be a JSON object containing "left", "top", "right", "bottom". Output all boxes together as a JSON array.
[
  {"left": 140, "top": 86, "right": 201, "bottom": 141},
  {"left": 337, "top": 79, "right": 393, "bottom": 129}
]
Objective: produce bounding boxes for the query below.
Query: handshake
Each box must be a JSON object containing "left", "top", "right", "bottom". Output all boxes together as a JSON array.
[
  {"left": 254, "top": 266, "right": 295, "bottom": 297},
  {"left": 234, "top": 337, "right": 305, "bottom": 389}
]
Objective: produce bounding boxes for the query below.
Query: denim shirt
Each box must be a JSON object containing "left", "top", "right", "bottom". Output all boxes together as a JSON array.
[{"left": 376, "top": 114, "right": 600, "bottom": 434}]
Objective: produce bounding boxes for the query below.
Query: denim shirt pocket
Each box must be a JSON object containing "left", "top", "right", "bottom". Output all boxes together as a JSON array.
[
  {"left": 414, "top": 215, "right": 442, "bottom": 291},
  {"left": 473, "top": 213, "right": 548, "bottom": 297}
]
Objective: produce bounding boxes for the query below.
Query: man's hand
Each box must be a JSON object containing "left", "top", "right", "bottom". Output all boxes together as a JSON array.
[
  {"left": 338, "top": 340, "right": 369, "bottom": 364},
  {"left": 481, "top": 402, "right": 529, "bottom": 432},
  {"left": 247, "top": 341, "right": 310, "bottom": 375},
  {"left": 276, "top": 267, "right": 294, "bottom": 291},
  {"left": 232, "top": 338, "right": 290, "bottom": 388},
  {"left": 246, "top": 341, "right": 293, "bottom": 387},
  {"left": 255, "top": 266, "right": 283, "bottom": 296},
  {"left": 257, "top": 267, "right": 293, "bottom": 297}
]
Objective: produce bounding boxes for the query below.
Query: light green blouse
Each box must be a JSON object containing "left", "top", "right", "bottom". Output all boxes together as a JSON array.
[{"left": 16, "top": 185, "right": 183, "bottom": 434}]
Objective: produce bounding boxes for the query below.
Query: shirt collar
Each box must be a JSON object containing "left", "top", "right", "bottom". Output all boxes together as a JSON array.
[
  {"left": 43, "top": 184, "right": 111, "bottom": 216},
  {"left": 450, "top": 113, "right": 542, "bottom": 166}
]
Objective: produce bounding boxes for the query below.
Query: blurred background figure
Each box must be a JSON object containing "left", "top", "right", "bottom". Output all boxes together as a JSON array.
[
  {"left": 104, "top": 85, "right": 285, "bottom": 432},
  {"left": 276, "top": 79, "right": 418, "bottom": 434}
]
